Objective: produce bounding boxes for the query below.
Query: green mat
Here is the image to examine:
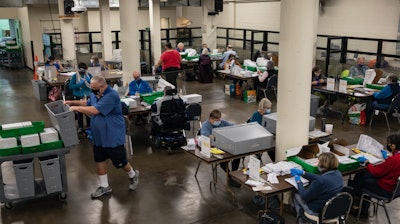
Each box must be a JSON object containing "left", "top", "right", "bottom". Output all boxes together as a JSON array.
[{"left": 140, "top": 91, "right": 164, "bottom": 105}]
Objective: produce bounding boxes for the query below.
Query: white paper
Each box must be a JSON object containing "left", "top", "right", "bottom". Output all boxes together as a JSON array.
[
  {"left": 284, "top": 177, "right": 310, "bottom": 190},
  {"left": 245, "top": 179, "right": 264, "bottom": 187},
  {"left": 333, "top": 144, "right": 350, "bottom": 156},
  {"left": 308, "top": 129, "right": 330, "bottom": 139},
  {"left": 363, "top": 69, "right": 376, "bottom": 86},
  {"left": 252, "top": 186, "right": 272, "bottom": 191},
  {"left": 356, "top": 134, "right": 383, "bottom": 158},
  {"left": 267, "top": 173, "right": 279, "bottom": 184},
  {"left": 327, "top": 78, "right": 335, "bottom": 91},
  {"left": 249, "top": 156, "right": 261, "bottom": 181},
  {"left": 286, "top": 146, "right": 302, "bottom": 158},
  {"left": 339, "top": 79, "right": 348, "bottom": 93},
  {"left": 199, "top": 135, "right": 211, "bottom": 158}
]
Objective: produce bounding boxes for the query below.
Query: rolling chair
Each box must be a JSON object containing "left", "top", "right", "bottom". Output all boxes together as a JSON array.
[
  {"left": 301, "top": 192, "right": 353, "bottom": 224},
  {"left": 369, "top": 93, "right": 400, "bottom": 131},
  {"left": 357, "top": 177, "right": 400, "bottom": 224},
  {"left": 257, "top": 74, "right": 278, "bottom": 99}
]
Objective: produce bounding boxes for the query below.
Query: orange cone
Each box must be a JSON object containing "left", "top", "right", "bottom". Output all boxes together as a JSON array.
[{"left": 33, "top": 56, "right": 39, "bottom": 80}]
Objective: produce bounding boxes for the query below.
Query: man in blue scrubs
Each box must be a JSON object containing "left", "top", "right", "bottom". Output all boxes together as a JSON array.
[{"left": 66, "top": 76, "right": 139, "bottom": 198}]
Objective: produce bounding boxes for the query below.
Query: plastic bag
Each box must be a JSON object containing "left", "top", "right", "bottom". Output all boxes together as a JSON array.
[
  {"left": 348, "top": 103, "right": 366, "bottom": 125},
  {"left": 48, "top": 86, "right": 61, "bottom": 102},
  {"left": 256, "top": 57, "right": 269, "bottom": 67},
  {"left": 243, "top": 59, "right": 257, "bottom": 67}
]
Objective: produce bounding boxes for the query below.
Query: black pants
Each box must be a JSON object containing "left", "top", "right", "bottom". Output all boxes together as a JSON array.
[
  {"left": 220, "top": 158, "right": 241, "bottom": 173},
  {"left": 163, "top": 67, "right": 179, "bottom": 89}
]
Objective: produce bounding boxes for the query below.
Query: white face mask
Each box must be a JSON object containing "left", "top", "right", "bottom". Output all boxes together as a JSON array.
[
  {"left": 90, "top": 59, "right": 94, "bottom": 63},
  {"left": 265, "top": 109, "right": 271, "bottom": 114}
]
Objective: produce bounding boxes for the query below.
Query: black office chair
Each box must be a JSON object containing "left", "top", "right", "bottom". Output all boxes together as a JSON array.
[
  {"left": 357, "top": 177, "right": 400, "bottom": 224},
  {"left": 301, "top": 192, "right": 353, "bottom": 224},
  {"left": 186, "top": 103, "right": 202, "bottom": 136},
  {"left": 369, "top": 93, "right": 400, "bottom": 131},
  {"left": 257, "top": 74, "right": 278, "bottom": 99}
]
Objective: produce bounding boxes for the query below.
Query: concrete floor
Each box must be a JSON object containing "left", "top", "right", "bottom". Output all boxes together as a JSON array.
[{"left": 0, "top": 67, "right": 399, "bottom": 224}]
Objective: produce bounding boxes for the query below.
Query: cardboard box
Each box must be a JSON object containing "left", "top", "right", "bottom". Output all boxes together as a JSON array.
[
  {"left": 212, "top": 122, "right": 274, "bottom": 155},
  {"left": 262, "top": 113, "right": 315, "bottom": 134},
  {"left": 20, "top": 133, "right": 40, "bottom": 147},
  {"left": 39, "top": 127, "right": 59, "bottom": 143},
  {"left": 181, "top": 94, "right": 202, "bottom": 104}
]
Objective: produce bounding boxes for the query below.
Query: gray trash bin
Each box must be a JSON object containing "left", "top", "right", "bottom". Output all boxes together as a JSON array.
[
  {"left": 13, "top": 161, "right": 35, "bottom": 198},
  {"left": 31, "top": 80, "right": 48, "bottom": 101},
  {"left": 45, "top": 101, "right": 79, "bottom": 147},
  {"left": 40, "top": 157, "right": 62, "bottom": 194},
  {"left": 310, "top": 94, "right": 320, "bottom": 117}
]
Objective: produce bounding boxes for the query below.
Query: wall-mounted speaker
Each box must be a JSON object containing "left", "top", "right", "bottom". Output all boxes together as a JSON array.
[
  {"left": 215, "top": 0, "right": 223, "bottom": 12},
  {"left": 64, "top": 0, "right": 75, "bottom": 15}
]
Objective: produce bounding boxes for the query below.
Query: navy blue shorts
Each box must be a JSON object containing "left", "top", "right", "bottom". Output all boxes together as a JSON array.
[{"left": 93, "top": 144, "right": 128, "bottom": 168}]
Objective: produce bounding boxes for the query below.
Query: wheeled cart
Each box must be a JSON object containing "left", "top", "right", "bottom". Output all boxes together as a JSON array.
[{"left": 0, "top": 147, "right": 70, "bottom": 209}]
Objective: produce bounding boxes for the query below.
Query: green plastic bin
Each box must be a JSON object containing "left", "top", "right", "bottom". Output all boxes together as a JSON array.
[
  {"left": 0, "top": 121, "right": 45, "bottom": 138},
  {"left": 0, "top": 146, "right": 21, "bottom": 156},
  {"left": 140, "top": 91, "right": 164, "bottom": 105}
]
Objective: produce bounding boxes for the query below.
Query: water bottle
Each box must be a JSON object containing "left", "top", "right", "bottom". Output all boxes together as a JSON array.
[{"left": 321, "top": 118, "right": 326, "bottom": 132}]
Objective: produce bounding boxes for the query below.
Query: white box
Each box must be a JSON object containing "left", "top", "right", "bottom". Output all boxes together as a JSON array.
[
  {"left": 181, "top": 94, "right": 202, "bottom": 104},
  {"left": 0, "top": 136, "right": 18, "bottom": 149},
  {"left": 262, "top": 113, "right": 315, "bottom": 134},
  {"left": 212, "top": 122, "right": 274, "bottom": 155},
  {"left": 20, "top": 133, "right": 40, "bottom": 147},
  {"left": 121, "top": 98, "right": 138, "bottom": 108},
  {"left": 39, "top": 127, "right": 60, "bottom": 143}
]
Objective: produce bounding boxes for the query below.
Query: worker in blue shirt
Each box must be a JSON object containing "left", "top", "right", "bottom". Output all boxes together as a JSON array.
[
  {"left": 128, "top": 71, "right": 153, "bottom": 96},
  {"left": 365, "top": 74, "right": 400, "bottom": 121},
  {"left": 290, "top": 152, "right": 343, "bottom": 223},
  {"left": 45, "top": 55, "right": 63, "bottom": 71},
  {"left": 65, "top": 76, "right": 139, "bottom": 199},
  {"left": 200, "top": 109, "right": 241, "bottom": 187}
]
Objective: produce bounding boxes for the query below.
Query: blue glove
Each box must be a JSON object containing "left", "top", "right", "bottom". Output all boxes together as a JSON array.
[
  {"left": 381, "top": 149, "right": 388, "bottom": 159},
  {"left": 294, "top": 175, "right": 301, "bottom": 183},
  {"left": 357, "top": 156, "right": 367, "bottom": 163},
  {"left": 290, "top": 168, "right": 304, "bottom": 177}
]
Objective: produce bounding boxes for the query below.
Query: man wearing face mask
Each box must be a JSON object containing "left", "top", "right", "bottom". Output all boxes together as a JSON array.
[
  {"left": 348, "top": 134, "right": 400, "bottom": 217},
  {"left": 69, "top": 62, "right": 93, "bottom": 132},
  {"left": 128, "top": 71, "right": 152, "bottom": 96},
  {"left": 200, "top": 109, "right": 241, "bottom": 187},
  {"left": 65, "top": 76, "right": 139, "bottom": 198},
  {"left": 290, "top": 153, "right": 343, "bottom": 223},
  {"left": 349, "top": 56, "right": 369, "bottom": 78}
]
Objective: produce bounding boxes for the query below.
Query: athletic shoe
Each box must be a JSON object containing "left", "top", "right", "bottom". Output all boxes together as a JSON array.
[
  {"left": 129, "top": 170, "right": 139, "bottom": 191},
  {"left": 91, "top": 186, "right": 112, "bottom": 199}
]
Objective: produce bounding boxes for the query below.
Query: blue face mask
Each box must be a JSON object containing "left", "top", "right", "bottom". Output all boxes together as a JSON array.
[
  {"left": 213, "top": 121, "right": 221, "bottom": 126},
  {"left": 265, "top": 109, "right": 271, "bottom": 114}
]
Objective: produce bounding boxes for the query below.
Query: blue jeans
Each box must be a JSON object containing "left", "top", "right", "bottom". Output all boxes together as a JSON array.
[{"left": 293, "top": 192, "right": 318, "bottom": 218}]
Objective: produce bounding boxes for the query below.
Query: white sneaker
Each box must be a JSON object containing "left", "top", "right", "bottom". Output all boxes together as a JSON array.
[{"left": 129, "top": 170, "right": 139, "bottom": 191}]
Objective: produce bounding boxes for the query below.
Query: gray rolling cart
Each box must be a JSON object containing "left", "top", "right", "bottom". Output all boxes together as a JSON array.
[{"left": 0, "top": 148, "right": 70, "bottom": 209}]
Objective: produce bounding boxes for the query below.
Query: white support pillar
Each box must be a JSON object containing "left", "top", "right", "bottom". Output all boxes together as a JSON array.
[
  {"left": 57, "top": 0, "right": 76, "bottom": 63},
  {"left": 99, "top": 0, "right": 112, "bottom": 61},
  {"left": 119, "top": 0, "right": 140, "bottom": 84},
  {"left": 149, "top": 0, "right": 162, "bottom": 67},
  {"left": 275, "top": 0, "right": 319, "bottom": 161},
  {"left": 201, "top": 0, "right": 217, "bottom": 50}
]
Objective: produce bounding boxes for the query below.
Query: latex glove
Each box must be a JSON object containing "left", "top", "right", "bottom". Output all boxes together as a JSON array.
[
  {"left": 381, "top": 149, "right": 388, "bottom": 159},
  {"left": 294, "top": 175, "right": 301, "bottom": 183},
  {"left": 357, "top": 156, "right": 368, "bottom": 163},
  {"left": 290, "top": 168, "right": 304, "bottom": 177}
]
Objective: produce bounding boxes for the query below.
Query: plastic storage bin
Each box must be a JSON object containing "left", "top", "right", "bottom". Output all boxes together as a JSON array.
[
  {"left": 31, "top": 80, "right": 48, "bottom": 101},
  {"left": 40, "top": 157, "right": 62, "bottom": 194},
  {"left": 13, "top": 161, "right": 35, "bottom": 198},
  {"left": 0, "top": 121, "right": 44, "bottom": 138},
  {"left": 45, "top": 101, "right": 78, "bottom": 147}
]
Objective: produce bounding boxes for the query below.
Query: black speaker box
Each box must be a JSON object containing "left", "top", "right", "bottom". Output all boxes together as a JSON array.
[
  {"left": 64, "top": 0, "right": 75, "bottom": 15},
  {"left": 215, "top": 0, "right": 223, "bottom": 12}
]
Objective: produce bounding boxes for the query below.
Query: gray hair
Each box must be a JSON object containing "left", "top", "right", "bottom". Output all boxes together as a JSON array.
[
  {"left": 258, "top": 98, "right": 272, "bottom": 110},
  {"left": 267, "top": 60, "right": 275, "bottom": 70},
  {"left": 91, "top": 76, "right": 106, "bottom": 86},
  {"left": 386, "top": 74, "right": 398, "bottom": 83}
]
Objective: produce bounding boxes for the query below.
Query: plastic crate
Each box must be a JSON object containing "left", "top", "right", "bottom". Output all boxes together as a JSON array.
[
  {"left": 287, "top": 156, "right": 320, "bottom": 174},
  {"left": 366, "top": 83, "right": 384, "bottom": 90},
  {"left": 186, "top": 55, "right": 200, "bottom": 61},
  {"left": 22, "top": 140, "right": 63, "bottom": 154},
  {"left": 40, "top": 157, "right": 62, "bottom": 194},
  {"left": 342, "top": 77, "right": 364, "bottom": 85},
  {"left": 45, "top": 101, "right": 78, "bottom": 147},
  {"left": 31, "top": 80, "right": 48, "bottom": 101},
  {"left": 0, "top": 121, "right": 45, "bottom": 138},
  {"left": 140, "top": 91, "right": 164, "bottom": 105},
  {"left": 0, "top": 146, "right": 21, "bottom": 156},
  {"left": 13, "top": 161, "right": 35, "bottom": 198}
]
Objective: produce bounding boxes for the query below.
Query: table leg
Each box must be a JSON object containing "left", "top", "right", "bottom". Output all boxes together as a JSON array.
[{"left": 194, "top": 159, "right": 201, "bottom": 178}]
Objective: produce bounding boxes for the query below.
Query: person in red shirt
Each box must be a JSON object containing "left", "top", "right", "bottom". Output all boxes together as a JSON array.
[
  {"left": 154, "top": 42, "right": 181, "bottom": 88},
  {"left": 349, "top": 134, "right": 400, "bottom": 216}
]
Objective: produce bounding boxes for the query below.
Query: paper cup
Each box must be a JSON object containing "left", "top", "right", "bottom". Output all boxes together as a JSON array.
[{"left": 325, "top": 124, "right": 333, "bottom": 134}]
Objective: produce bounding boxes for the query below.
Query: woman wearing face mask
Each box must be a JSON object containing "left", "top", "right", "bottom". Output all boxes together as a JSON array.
[
  {"left": 348, "top": 134, "right": 400, "bottom": 217},
  {"left": 290, "top": 153, "right": 343, "bottom": 223},
  {"left": 249, "top": 98, "right": 272, "bottom": 125},
  {"left": 69, "top": 62, "right": 93, "bottom": 132},
  {"left": 89, "top": 55, "right": 105, "bottom": 70}
]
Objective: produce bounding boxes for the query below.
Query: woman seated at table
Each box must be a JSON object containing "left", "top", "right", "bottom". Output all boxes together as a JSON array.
[
  {"left": 311, "top": 66, "right": 329, "bottom": 107},
  {"left": 45, "top": 55, "right": 64, "bottom": 72},
  {"left": 348, "top": 134, "right": 400, "bottom": 217},
  {"left": 290, "top": 152, "right": 343, "bottom": 223},
  {"left": 89, "top": 55, "right": 105, "bottom": 70},
  {"left": 364, "top": 74, "right": 400, "bottom": 121},
  {"left": 254, "top": 60, "right": 277, "bottom": 90}
]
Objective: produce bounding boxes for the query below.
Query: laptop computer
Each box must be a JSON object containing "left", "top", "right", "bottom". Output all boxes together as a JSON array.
[{"left": 87, "top": 67, "right": 102, "bottom": 76}]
